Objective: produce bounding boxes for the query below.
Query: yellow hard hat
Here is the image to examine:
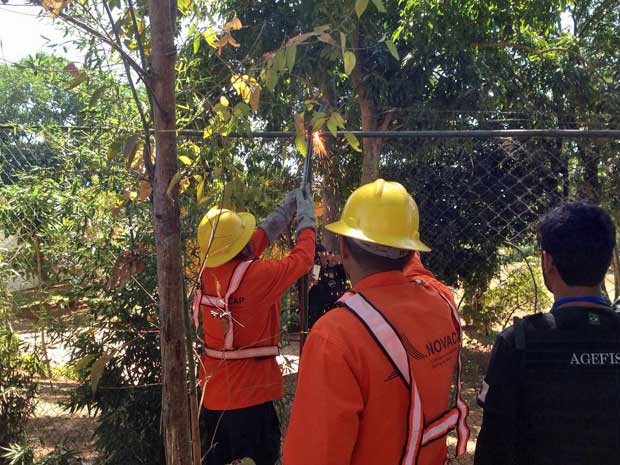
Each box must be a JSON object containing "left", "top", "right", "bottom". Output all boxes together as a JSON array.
[
  {"left": 197, "top": 208, "right": 256, "bottom": 268},
  {"left": 325, "top": 178, "right": 430, "bottom": 252}
]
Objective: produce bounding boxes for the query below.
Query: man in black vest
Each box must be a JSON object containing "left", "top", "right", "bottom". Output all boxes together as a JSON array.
[
  {"left": 474, "top": 201, "right": 620, "bottom": 465},
  {"left": 308, "top": 244, "right": 348, "bottom": 329}
]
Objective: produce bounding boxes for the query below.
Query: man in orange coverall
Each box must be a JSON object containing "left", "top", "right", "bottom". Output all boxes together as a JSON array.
[
  {"left": 193, "top": 185, "right": 315, "bottom": 465},
  {"left": 283, "top": 179, "right": 469, "bottom": 465}
]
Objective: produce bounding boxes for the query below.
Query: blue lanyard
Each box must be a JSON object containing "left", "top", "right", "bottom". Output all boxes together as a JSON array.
[{"left": 551, "top": 296, "right": 610, "bottom": 311}]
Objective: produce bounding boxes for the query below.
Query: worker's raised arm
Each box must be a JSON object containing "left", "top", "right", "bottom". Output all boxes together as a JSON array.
[
  {"left": 248, "top": 184, "right": 316, "bottom": 302},
  {"left": 283, "top": 328, "right": 362, "bottom": 465}
]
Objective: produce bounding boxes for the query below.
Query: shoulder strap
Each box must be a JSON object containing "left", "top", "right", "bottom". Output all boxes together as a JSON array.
[
  {"left": 338, "top": 291, "right": 411, "bottom": 386},
  {"left": 193, "top": 260, "right": 255, "bottom": 350}
]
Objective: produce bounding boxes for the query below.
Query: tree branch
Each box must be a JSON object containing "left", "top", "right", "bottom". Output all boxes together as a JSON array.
[
  {"left": 58, "top": 11, "right": 147, "bottom": 80},
  {"left": 102, "top": 0, "right": 154, "bottom": 178},
  {"left": 473, "top": 41, "right": 587, "bottom": 64}
]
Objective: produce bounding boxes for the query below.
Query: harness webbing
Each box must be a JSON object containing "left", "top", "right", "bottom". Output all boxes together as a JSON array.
[
  {"left": 338, "top": 287, "right": 470, "bottom": 465},
  {"left": 192, "top": 260, "right": 279, "bottom": 360}
]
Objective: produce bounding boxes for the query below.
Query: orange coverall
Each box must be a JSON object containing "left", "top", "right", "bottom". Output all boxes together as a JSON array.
[
  {"left": 198, "top": 227, "right": 315, "bottom": 410},
  {"left": 283, "top": 263, "right": 460, "bottom": 465}
]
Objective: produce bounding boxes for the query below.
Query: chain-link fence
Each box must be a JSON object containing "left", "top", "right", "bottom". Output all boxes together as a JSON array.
[{"left": 1, "top": 127, "right": 619, "bottom": 463}]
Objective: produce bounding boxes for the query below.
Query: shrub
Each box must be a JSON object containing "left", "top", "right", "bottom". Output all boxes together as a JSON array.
[
  {"left": 461, "top": 257, "right": 552, "bottom": 334},
  {"left": 0, "top": 328, "right": 41, "bottom": 464}
]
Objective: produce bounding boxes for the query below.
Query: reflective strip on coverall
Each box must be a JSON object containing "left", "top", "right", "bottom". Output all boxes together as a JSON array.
[
  {"left": 338, "top": 290, "right": 470, "bottom": 465},
  {"left": 192, "top": 259, "right": 279, "bottom": 359}
]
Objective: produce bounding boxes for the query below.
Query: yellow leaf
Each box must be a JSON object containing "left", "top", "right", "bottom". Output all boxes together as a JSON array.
[
  {"left": 249, "top": 88, "right": 260, "bottom": 111},
  {"left": 314, "top": 202, "right": 324, "bottom": 218},
  {"left": 220, "top": 95, "right": 230, "bottom": 107},
  {"left": 343, "top": 51, "right": 356, "bottom": 75},
  {"left": 179, "top": 178, "right": 190, "bottom": 193},
  {"left": 166, "top": 172, "right": 182, "bottom": 199},
  {"left": 90, "top": 353, "right": 113, "bottom": 395},
  {"left": 178, "top": 0, "right": 192, "bottom": 12},
  {"left": 41, "top": 0, "right": 72, "bottom": 16},
  {"left": 285, "top": 32, "right": 314, "bottom": 47},
  {"left": 203, "top": 28, "right": 219, "bottom": 49},
  {"left": 344, "top": 132, "right": 362, "bottom": 152},
  {"left": 228, "top": 34, "right": 241, "bottom": 48},
  {"left": 179, "top": 155, "right": 193, "bottom": 165},
  {"left": 128, "top": 191, "right": 138, "bottom": 201},
  {"left": 294, "top": 113, "right": 305, "bottom": 133},
  {"left": 317, "top": 33, "right": 337, "bottom": 45},
  {"left": 196, "top": 179, "right": 205, "bottom": 202},
  {"left": 295, "top": 134, "right": 308, "bottom": 156},
  {"left": 224, "top": 16, "right": 243, "bottom": 31},
  {"left": 138, "top": 180, "right": 151, "bottom": 201}
]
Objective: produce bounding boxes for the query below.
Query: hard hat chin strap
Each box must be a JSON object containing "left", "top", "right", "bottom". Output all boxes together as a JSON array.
[{"left": 352, "top": 238, "right": 410, "bottom": 259}]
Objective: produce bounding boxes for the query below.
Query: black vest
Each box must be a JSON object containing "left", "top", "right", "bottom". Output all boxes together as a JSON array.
[{"left": 514, "top": 307, "right": 620, "bottom": 465}]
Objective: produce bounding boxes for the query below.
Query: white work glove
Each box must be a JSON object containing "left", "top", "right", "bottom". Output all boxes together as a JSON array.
[
  {"left": 295, "top": 183, "right": 316, "bottom": 235},
  {"left": 260, "top": 188, "right": 298, "bottom": 243}
]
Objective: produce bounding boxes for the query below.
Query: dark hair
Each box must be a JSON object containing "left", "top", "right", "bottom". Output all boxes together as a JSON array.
[
  {"left": 537, "top": 201, "right": 616, "bottom": 286},
  {"left": 343, "top": 237, "right": 412, "bottom": 272}
]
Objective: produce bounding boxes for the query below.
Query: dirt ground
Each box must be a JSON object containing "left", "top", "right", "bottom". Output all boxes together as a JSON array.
[
  {"left": 26, "top": 379, "right": 97, "bottom": 463},
  {"left": 25, "top": 330, "right": 491, "bottom": 464},
  {"left": 26, "top": 337, "right": 489, "bottom": 464}
]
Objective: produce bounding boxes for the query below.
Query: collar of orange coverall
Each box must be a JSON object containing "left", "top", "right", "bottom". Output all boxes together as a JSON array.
[{"left": 352, "top": 270, "right": 409, "bottom": 294}]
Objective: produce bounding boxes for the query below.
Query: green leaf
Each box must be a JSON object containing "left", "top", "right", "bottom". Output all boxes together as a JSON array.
[
  {"left": 295, "top": 134, "right": 308, "bottom": 157},
  {"left": 166, "top": 172, "right": 182, "bottom": 199},
  {"left": 340, "top": 32, "right": 347, "bottom": 53},
  {"left": 313, "top": 24, "right": 330, "bottom": 33},
  {"left": 236, "top": 459, "right": 256, "bottom": 465},
  {"left": 371, "top": 0, "right": 386, "bottom": 12},
  {"left": 265, "top": 68, "right": 278, "bottom": 92},
  {"left": 193, "top": 34, "right": 201, "bottom": 54},
  {"left": 311, "top": 111, "right": 327, "bottom": 129},
  {"left": 344, "top": 132, "right": 362, "bottom": 152},
  {"left": 286, "top": 45, "right": 297, "bottom": 72},
  {"left": 343, "top": 51, "right": 356, "bottom": 75},
  {"left": 331, "top": 111, "right": 345, "bottom": 127},
  {"left": 275, "top": 48, "right": 286, "bottom": 72},
  {"left": 88, "top": 86, "right": 106, "bottom": 108},
  {"left": 90, "top": 353, "right": 113, "bottom": 395},
  {"left": 123, "top": 135, "right": 140, "bottom": 168},
  {"left": 233, "top": 102, "right": 251, "bottom": 118},
  {"left": 327, "top": 116, "right": 338, "bottom": 137},
  {"left": 385, "top": 40, "right": 399, "bottom": 60},
  {"left": 179, "top": 155, "right": 193, "bottom": 166},
  {"left": 355, "top": 0, "right": 369, "bottom": 18}
]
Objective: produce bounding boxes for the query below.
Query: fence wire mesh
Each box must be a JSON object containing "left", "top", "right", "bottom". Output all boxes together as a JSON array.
[{"left": 1, "top": 127, "right": 619, "bottom": 463}]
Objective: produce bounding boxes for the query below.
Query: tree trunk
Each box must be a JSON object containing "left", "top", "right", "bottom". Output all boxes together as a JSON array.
[
  {"left": 576, "top": 140, "right": 601, "bottom": 202},
  {"left": 350, "top": 29, "right": 394, "bottom": 184},
  {"left": 149, "top": 2, "right": 193, "bottom": 465}
]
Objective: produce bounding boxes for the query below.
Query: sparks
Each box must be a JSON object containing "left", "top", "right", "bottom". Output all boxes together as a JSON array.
[{"left": 312, "top": 131, "right": 329, "bottom": 157}]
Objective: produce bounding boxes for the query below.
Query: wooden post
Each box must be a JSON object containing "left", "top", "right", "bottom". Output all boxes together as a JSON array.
[{"left": 149, "top": 2, "right": 193, "bottom": 465}]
